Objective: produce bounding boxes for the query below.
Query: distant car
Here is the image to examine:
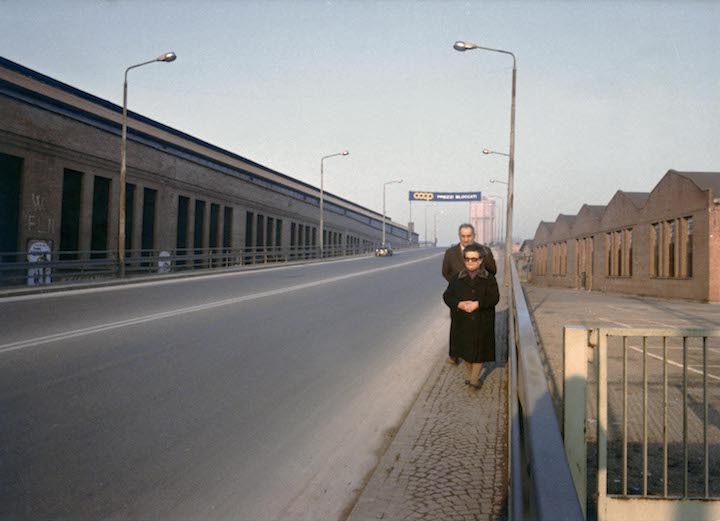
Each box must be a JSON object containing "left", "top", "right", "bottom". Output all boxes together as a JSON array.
[{"left": 375, "top": 244, "right": 393, "bottom": 257}]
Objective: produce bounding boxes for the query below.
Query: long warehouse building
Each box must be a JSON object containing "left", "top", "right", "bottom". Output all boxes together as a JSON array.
[{"left": 0, "top": 57, "right": 417, "bottom": 268}]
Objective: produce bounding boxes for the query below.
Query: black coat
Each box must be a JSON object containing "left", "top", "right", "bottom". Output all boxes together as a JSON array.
[{"left": 443, "top": 268, "right": 500, "bottom": 363}]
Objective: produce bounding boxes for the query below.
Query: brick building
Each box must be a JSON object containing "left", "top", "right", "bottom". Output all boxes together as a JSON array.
[
  {"left": 0, "top": 57, "right": 416, "bottom": 267},
  {"left": 528, "top": 170, "right": 720, "bottom": 302}
]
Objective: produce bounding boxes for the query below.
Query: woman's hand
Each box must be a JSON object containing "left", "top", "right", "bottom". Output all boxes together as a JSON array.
[{"left": 458, "top": 300, "right": 479, "bottom": 313}]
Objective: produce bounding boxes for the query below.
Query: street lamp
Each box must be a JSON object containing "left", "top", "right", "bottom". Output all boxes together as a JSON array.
[
  {"left": 320, "top": 150, "right": 349, "bottom": 257},
  {"left": 490, "top": 178, "right": 508, "bottom": 185},
  {"left": 382, "top": 179, "right": 403, "bottom": 246},
  {"left": 454, "top": 40, "right": 516, "bottom": 286},
  {"left": 482, "top": 148, "right": 510, "bottom": 158},
  {"left": 119, "top": 51, "right": 176, "bottom": 276}
]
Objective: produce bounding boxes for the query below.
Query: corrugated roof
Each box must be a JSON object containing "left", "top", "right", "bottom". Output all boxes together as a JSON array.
[
  {"left": 621, "top": 192, "right": 650, "bottom": 208},
  {"left": 673, "top": 171, "right": 720, "bottom": 194},
  {"left": 582, "top": 205, "right": 606, "bottom": 216}
]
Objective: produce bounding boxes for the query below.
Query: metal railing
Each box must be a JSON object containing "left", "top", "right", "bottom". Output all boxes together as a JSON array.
[
  {"left": 509, "top": 259, "right": 583, "bottom": 520},
  {"left": 0, "top": 244, "right": 388, "bottom": 287},
  {"left": 564, "top": 327, "right": 720, "bottom": 521}
]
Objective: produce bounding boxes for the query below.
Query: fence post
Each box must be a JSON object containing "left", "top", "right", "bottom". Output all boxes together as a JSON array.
[
  {"left": 596, "top": 328, "right": 608, "bottom": 521},
  {"left": 563, "top": 325, "right": 588, "bottom": 520}
]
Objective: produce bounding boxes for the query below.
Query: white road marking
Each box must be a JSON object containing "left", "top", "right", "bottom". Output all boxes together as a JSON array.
[
  {"left": 595, "top": 317, "right": 720, "bottom": 379},
  {"left": 641, "top": 345, "right": 720, "bottom": 355},
  {"left": 0, "top": 253, "right": 442, "bottom": 355},
  {"left": 628, "top": 346, "right": 720, "bottom": 382}
]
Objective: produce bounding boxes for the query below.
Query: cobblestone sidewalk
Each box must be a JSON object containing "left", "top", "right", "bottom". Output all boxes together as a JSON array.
[{"left": 347, "top": 305, "right": 509, "bottom": 521}]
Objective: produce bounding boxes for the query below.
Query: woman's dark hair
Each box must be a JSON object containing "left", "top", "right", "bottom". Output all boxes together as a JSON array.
[{"left": 463, "top": 243, "right": 481, "bottom": 255}]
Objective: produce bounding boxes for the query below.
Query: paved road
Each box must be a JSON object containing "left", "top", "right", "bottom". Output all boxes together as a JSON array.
[{"left": 0, "top": 249, "right": 449, "bottom": 520}]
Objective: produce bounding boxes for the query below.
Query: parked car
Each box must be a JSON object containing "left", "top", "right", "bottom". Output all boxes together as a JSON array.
[{"left": 375, "top": 243, "right": 393, "bottom": 257}]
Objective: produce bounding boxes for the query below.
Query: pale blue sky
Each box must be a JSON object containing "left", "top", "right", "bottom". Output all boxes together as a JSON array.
[{"left": 2, "top": 0, "right": 718, "bottom": 245}]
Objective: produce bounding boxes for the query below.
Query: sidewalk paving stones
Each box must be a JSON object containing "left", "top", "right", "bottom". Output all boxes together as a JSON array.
[{"left": 348, "top": 276, "right": 509, "bottom": 521}]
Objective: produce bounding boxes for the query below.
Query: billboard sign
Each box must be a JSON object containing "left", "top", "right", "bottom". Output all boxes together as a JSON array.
[{"left": 408, "top": 191, "right": 482, "bottom": 202}]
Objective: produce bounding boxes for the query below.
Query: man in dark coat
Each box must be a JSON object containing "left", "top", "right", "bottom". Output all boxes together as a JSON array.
[
  {"left": 441, "top": 223, "right": 496, "bottom": 364},
  {"left": 442, "top": 223, "right": 496, "bottom": 282},
  {"left": 443, "top": 243, "right": 500, "bottom": 389}
]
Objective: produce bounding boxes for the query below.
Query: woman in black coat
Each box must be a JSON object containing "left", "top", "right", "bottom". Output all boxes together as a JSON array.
[{"left": 442, "top": 243, "right": 500, "bottom": 389}]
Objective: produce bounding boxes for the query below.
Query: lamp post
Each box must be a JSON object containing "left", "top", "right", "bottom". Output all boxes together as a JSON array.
[
  {"left": 320, "top": 150, "right": 349, "bottom": 257},
  {"left": 482, "top": 148, "right": 510, "bottom": 158},
  {"left": 119, "top": 51, "right": 176, "bottom": 277},
  {"left": 424, "top": 205, "right": 428, "bottom": 245},
  {"left": 382, "top": 179, "right": 403, "bottom": 246},
  {"left": 433, "top": 206, "right": 449, "bottom": 246},
  {"left": 454, "top": 40, "right": 516, "bottom": 286},
  {"left": 485, "top": 150, "right": 509, "bottom": 244}
]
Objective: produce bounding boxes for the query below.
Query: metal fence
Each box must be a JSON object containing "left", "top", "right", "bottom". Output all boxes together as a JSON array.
[
  {"left": 509, "top": 259, "right": 583, "bottom": 520},
  {"left": 563, "top": 327, "right": 720, "bottom": 521},
  {"left": 0, "top": 243, "right": 386, "bottom": 287}
]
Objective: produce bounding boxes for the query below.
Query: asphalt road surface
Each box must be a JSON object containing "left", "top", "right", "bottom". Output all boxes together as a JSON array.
[{"left": 0, "top": 249, "right": 450, "bottom": 520}]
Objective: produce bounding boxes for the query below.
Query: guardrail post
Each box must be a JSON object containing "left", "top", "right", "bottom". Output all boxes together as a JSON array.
[{"left": 563, "top": 325, "right": 588, "bottom": 520}]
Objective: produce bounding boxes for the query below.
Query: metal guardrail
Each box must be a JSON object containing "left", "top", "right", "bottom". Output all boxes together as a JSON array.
[
  {"left": 0, "top": 244, "right": 408, "bottom": 287},
  {"left": 564, "top": 327, "right": 720, "bottom": 521},
  {"left": 509, "top": 259, "right": 584, "bottom": 520}
]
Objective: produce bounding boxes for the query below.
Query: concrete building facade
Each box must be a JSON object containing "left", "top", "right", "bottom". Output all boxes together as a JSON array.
[
  {"left": 0, "top": 57, "right": 416, "bottom": 268},
  {"left": 469, "top": 198, "right": 497, "bottom": 245},
  {"left": 528, "top": 170, "right": 720, "bottom": 302}
]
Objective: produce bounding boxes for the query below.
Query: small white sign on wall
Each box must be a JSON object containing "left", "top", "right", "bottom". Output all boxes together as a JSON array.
[
  {"left": 27, "top": 239, "right": 52, "bottom": 285},
  {"left": 158, "top": 250, "right": 171, "bottom": 274}
]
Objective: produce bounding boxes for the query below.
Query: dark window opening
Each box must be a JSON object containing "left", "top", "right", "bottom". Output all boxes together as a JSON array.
[
  {"left": 60, "top": 169, "right": 83, "bottom": 260},
  {"left": 668, "top": 220, "right": 676, "bottom": 277},
  {"left": 0, "top": 153, "right": 22, "bottom": 261},
  {"left": 627, "top": 230, "right": 633, "bottom": 277},
  {"left": 176, "top": 196, "right": 189, "bottom": 266},
  {"left": 686, "top": 217, "right": 693, "bottom": 278},
  {"left": 223, "top": 207, "right": 233, "bottom": 249},
  {"left": 245, "top": 211, "right": 254, "bottom": 248},
  {"left": 90, "top": 176, "right": 111, "bottom": 258},
  {"left": 256, "top": 214, "right": 265, "bottom": 249},
  {"left": 652, "top": 223, "right": 660, "bottom": 277},
  {"left": 210, "top": 203, "right": 220, "bottom": 249},
  {"left": 125, "top": 183, "right": 135, "bottom": 254},
  {"left": 245, "top": 211, "right": 254, "bottom": 262},
  {"left": 267, "top": 217, "right": 274, "bottom": 253},
  {"left": 275, "top": 219, "right": 282, "bottom": 248},
  {"left": 194, "top": 199, "right": 205, "bottom": 265},
  {"left": 141, "top": 188, "right": 157, "bottom": 258}
]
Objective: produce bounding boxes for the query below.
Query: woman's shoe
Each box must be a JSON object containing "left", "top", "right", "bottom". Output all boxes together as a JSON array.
[{"left": 469, "top": 381, "right": 482, "bottom": 390}]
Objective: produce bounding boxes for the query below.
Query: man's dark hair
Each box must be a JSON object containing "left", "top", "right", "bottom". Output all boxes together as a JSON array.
[
  {"left": 458, "top": 223, "right": 475, "bottom": 234},
  {"left": 463, "top": 243, "right": 481, "bottom": 255}
]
